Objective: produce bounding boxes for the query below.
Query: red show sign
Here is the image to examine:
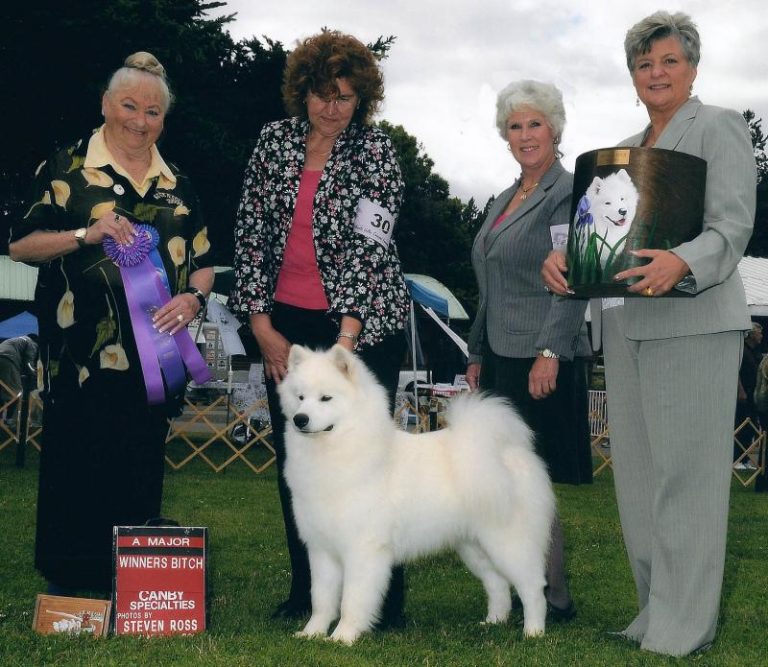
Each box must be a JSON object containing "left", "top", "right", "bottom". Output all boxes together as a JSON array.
[{"left": 112, "top": 526, "right": 208, "bottom": 636}]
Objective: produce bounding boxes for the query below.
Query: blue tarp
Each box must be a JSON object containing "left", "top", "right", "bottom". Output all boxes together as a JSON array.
[
  {"left": 0, "top": 311, "right": 38, "bottom": 339},
  {"left": 406, "top": 277, "right": 450, "bottom": 318}
]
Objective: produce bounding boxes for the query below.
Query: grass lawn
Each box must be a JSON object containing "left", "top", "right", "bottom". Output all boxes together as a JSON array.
[{"left": 1, "top": 445, "right": 767, "bottom": 666}]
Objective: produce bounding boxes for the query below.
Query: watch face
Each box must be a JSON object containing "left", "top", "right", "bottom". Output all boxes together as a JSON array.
[{"left": 75, "top": 228, "right": 86, "bottom": 239}]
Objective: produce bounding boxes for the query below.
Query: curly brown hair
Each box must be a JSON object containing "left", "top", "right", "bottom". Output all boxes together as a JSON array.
[{"left": 282, "top": 30, "right": 384, "bottom": 125}]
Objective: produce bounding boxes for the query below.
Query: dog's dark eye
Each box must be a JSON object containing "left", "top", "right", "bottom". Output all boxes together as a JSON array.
[
  {"left": 298, "top": 394, "right": 304, "bottom": 401},
  {"left": 320, "top": 395, "right": 333, "bottom": 402}
]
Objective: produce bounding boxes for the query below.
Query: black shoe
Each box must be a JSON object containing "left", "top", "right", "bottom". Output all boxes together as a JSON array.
[
  {"left": 271, "top": 599, "right": 310, "bottom": 620},
  {"left": 511, "top": 596, "right": 576, "bottom": 623},
  {"left": 546, "top": 600, "right": 576, "bottom": 623},
  {"left": 605, "top": 630, "right": 644, "bottom": 648},
  {"left": 374, "top": 612, "right": 407, "bottom": 632},
  {"left": 46, "top": 582, "right": 78, "bottom": 597},
  {"left": 691, "top": 641, "right": 713, "bottom": 656}
]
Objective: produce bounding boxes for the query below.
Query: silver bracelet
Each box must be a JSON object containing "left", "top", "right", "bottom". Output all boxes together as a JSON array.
[{"left": 336, "top": 331, "right": 359, "bottom": 348}]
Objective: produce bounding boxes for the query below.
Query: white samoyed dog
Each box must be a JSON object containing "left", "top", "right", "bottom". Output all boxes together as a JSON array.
[
  {"left": 278, "top": 344, "right": 556, "bottom": 645},
  {"left": 580, "top": 168, "right": 639, "bottom": 267}
]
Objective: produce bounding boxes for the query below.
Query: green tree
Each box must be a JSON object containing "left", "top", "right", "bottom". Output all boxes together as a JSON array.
[
  {"left": 744, "top": 109, "right": 768, "bottom": 184},
  {"left": 743, "top": 110, "right": 768, "bottom": 257},
  {"left": 0, "top": 0, "right": 288, "bottom": 259},
  {"left": 0, "top": 2, "right": 484, "bottom": 312},
  {"left": 380, "top": 121, "right": 484, "bottom": 318}
]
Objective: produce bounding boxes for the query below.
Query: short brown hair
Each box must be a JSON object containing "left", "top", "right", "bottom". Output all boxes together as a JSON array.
[
  {"left": 624, "top": 11, "right": 700, "bottom": 72},
  {"left": 281, "top": 30, "right": 384, "bottom": 125}
]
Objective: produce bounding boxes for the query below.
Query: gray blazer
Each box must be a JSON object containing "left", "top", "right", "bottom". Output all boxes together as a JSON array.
[
  {"left": 468, "top": 160, "right": 590, "bottom": 362},
  {"left": 591, "top": 97, "right": 756, "bottom": 345}
]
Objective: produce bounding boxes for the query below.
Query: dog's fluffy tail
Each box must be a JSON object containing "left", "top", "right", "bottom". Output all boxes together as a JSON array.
[
  {"left": 443, "top": 392, "right": 534, "bottom": 451},
  {"left": 442, "top": 392, "right": 555, "bottom": 522}
]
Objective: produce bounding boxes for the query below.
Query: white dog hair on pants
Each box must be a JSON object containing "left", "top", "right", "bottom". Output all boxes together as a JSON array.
[{"left": 278, "top": 344, "right": 556, "bottom": 644}]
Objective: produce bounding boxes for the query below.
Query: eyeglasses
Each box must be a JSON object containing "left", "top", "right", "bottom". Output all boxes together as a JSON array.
[{"left": 308, "top": 91, "right": 357, "bottom": 110}]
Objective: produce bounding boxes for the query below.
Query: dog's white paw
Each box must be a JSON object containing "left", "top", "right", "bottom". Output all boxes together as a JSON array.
[
  {"left": 481, "top": 612, "right": 509, "bottom": 625},
  {"left": 295, "top": 617, "right": 332, "bottom": 640},
  {"left": 523, "top": 624, "right": 545, "bottom": 638},
  {"left": 329, "top": 623, "right": 364, "bottom": 645}
]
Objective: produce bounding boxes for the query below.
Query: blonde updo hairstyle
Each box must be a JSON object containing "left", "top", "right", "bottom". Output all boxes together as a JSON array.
[{"left": 105, "top": 51, "right": 174, "bottom": 112}]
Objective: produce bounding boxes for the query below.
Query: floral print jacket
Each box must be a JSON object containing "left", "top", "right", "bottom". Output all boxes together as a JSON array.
[
  {"left": 11, "top": 131, "right": 214, "bottom": 403},
  {"left": 230, "top": 117, "right": 410, "bottom": 348}
]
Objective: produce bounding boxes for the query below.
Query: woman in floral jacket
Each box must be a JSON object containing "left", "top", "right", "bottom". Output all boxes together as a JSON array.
[
  {"left": 230, "top": 31, "right": 410, "bottom": 626},
  {"left": 10, "top": 52, "right": 214, "bottom": 593}
]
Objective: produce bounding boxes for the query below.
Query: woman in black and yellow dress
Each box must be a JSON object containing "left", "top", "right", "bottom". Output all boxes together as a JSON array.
[{"left": 10, "top": 52, "right": 214, "bottom": 594}]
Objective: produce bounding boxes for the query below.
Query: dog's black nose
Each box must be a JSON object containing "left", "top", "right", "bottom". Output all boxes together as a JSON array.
[
  {"left": 293, "top": 413, "right": 309, "bottom": 429},
  {"left": 618, "top": 207, "right": 627, "bottom": 216}
]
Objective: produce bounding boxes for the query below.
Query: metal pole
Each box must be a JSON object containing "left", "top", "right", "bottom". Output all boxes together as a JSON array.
[
  {"left": 410, "top": 298, "right": 419, "bottom": 429},
  {"left": 16, "top": 382, "right": 31, "bottom": 468}
]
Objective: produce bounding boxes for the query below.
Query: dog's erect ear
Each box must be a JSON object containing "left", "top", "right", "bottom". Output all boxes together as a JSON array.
[
  {"left": 615, "top": 168, "right": 632, "bottom": 185},
  {"left": 587, "top": 175, "right": 603, "bottom": 196},
  {"left": 287, "top": 344, "right": 311, "bottom": 371},
  {"left": 329, "top": 344, "right": 356, "bottom": 379}
]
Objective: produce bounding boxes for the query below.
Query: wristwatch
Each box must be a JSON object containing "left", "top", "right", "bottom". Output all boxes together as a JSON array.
[
  {"left": 538, "top": 348, "right": 560, "bottom": 359},
  {"left": 74, "top": 227, "right": 88, "bottom": 248},
  {"left": 183, "top": 286, "right": 207, "bottom": 310}
]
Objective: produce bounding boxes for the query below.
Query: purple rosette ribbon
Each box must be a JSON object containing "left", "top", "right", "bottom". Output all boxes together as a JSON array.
[{"left": 104, "top": 223, "right": 210, "bottom": 405}]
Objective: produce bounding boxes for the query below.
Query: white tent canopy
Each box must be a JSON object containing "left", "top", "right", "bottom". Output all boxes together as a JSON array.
[
  {"left": 404, "top": 273, "right": 469, "bottom": 320},
  {"left": 739, "top": 256, "right": 768, "bottom": 316},
  {"left": 582, "top": 256, "right": 768, "bottom": 322}
]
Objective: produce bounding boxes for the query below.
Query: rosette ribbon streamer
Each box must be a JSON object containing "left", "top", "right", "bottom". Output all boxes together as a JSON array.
[{"left": 104, "top": 223, "right": 211, "bottom": 404}]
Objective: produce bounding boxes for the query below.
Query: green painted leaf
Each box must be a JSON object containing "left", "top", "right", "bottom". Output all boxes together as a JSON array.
[
  {"left": 132, "top": 203, "right": 163, "bottom": 222},
  {"left": 91, "top": 316, "right": 117, "bottom": 357},
  {"left": 66, "top": 155, "right": 85, "bottom": 173}
]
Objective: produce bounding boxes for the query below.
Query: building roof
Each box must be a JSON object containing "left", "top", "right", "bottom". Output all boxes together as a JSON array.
[
  {"left": 739, "top": 256, "right": 768, "bottom": 316},
  {"left": 0, "top": 255, "right": 37, "bottom": 301}
]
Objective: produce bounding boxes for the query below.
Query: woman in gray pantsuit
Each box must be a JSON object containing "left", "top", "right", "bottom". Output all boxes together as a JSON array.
[
  {"left": 467, "top": 80, "right": 592, "bottom": 623},
  {"left": 543, "top": 11, "right": 756, "bottom": 656}
]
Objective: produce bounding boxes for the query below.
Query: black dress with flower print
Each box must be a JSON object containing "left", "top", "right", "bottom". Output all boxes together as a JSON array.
[
  {"left": 11, "top": 130, "right": 215, "bottom": 590},
  {"left": 13, "top": 131, "right": 214, "bottom": 405}
]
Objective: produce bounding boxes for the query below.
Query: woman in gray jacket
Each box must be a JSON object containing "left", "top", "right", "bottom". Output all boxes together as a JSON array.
[{"left": 467, "top": 80, "right": 591, "bottom": 623}]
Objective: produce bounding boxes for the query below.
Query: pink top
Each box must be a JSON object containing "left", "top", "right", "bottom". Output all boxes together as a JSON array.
[
  {"left": 274, "top": 169, "right": 329, "bottom": 309},
  {"left": 492, "top": 213, "right": 507, "bottom": 228}
]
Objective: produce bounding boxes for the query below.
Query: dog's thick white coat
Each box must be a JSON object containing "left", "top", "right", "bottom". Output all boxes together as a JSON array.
[
  {"left": 584, "top": 168, "right": 639, "bottom": 267},
  {"left": 278, "top": 345, "right": 555, "bottom": 644}
]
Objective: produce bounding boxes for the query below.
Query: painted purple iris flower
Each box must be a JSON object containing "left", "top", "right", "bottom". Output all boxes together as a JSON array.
[{"left": 575, "top": 195, "right": 593, "bottom": 227}]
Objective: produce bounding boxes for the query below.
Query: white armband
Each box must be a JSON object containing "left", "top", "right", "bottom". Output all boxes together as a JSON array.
[{"left": 353, "top": 198, "right": 395, "bottom": 248}]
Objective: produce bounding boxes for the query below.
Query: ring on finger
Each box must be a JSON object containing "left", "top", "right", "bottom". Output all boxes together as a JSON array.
[
  {"left": 643, "top": 287, "right": 655, "bottom": 297},
  {"left": 176, "top": 313, "right": 184, "bottom": 322},
  {"left": 114, "top": 213, "right": 120, "bottom": 223}
]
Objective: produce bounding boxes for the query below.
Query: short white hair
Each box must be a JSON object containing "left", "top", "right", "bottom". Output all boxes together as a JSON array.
[{"left": 495, "top": 80, "right": 566, "bottom": 156}]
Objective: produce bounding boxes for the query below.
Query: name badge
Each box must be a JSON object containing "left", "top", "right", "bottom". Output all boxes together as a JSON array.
[
  {"left": 354, "top": 199, "right": 395, "bottom": 248},
  {"left": 549, "top": 224, "right": 569, "bottom": 250}
]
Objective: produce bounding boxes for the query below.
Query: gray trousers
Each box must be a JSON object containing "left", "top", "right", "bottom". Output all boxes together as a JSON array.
[{"left": 602, "top": 307, "right": 742, "bottom": 656}]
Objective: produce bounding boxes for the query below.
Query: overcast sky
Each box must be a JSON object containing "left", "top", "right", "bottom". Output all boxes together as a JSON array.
[{"left": 208, "top": 0, "right": 768, "bottom": 204}]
